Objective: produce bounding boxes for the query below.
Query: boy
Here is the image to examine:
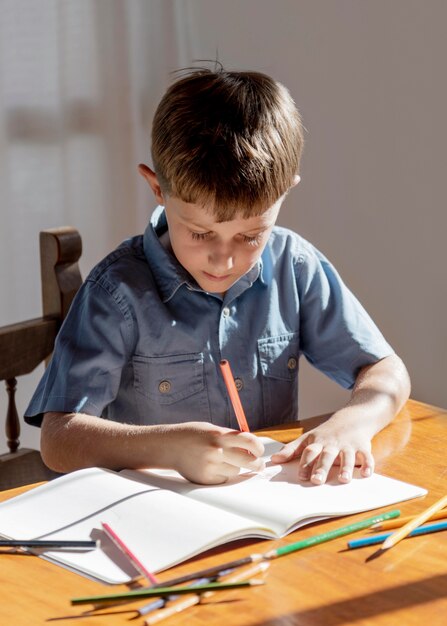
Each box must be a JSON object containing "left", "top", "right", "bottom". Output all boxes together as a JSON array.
[{"left": 25, "top": 68, "right": 410, "bottom": 486}]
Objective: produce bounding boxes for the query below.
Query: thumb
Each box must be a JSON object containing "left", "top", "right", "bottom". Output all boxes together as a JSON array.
[{"left": 270, "top": 441, "right": 301, "bottom": 464}]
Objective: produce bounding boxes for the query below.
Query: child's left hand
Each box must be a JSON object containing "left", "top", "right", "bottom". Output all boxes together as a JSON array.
[
  {"left": 271, "top": 355, "right": 411, "bottom": 485},
  {"left": 270, "top": 419, "right": 374, "bottom": 485}
]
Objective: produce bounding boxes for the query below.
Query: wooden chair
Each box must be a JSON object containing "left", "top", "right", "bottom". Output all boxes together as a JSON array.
[{"left": 0, "top": 227, "right": 82, "bottom": 490}]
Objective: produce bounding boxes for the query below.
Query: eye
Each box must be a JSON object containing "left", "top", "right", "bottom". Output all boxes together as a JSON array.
[
  {"left": 191, "top": 231, "right": 212, "bottom": 241},
  {"left": 241, "top": 233, "right": 263, "bottom": 246}
]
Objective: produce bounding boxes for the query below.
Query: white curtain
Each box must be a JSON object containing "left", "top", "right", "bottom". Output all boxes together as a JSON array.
[{"left": 0, "top": 0, "right": 197, "bottom": 451}]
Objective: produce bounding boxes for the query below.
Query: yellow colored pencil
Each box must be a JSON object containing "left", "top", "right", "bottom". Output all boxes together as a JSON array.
[
  {"left": 145, "top": 561, "right": 270, "bottom": 625},
  {"left": 382, "top": 494, "right": 447, "bottom": 550},
  {"left": 371, "top": 508, "right": 447, "bottom": 531}
]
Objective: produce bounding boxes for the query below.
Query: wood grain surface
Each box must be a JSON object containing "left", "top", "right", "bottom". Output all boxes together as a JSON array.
[{"left": 0, "top": 399, "right": 446, "bottom": 625}]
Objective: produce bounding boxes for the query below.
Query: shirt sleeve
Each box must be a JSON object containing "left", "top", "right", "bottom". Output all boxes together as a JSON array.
[
  {"left": 24, "top": 278, "right": 135, "bottom": 426},
  {"left": 296, "top": 246, "right": 394, "bottom": 389}
]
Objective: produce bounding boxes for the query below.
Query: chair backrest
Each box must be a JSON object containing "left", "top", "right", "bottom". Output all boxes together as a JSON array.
[{"left": 0, "top": 227, "right": 82, "bottom": 453}]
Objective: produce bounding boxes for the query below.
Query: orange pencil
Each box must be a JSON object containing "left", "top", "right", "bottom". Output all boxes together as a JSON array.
[
  {"left": 219, "top": 360, "right": 250, "bottom": 432},
  {"left": 370, "top": 508, "right": 447, "bottom": 531},
  {"left": 145, "top": 561, "right": 269, "bottom": 624},
  {"left": 381, "top": 494, "right": 447, "bottom": 550}
]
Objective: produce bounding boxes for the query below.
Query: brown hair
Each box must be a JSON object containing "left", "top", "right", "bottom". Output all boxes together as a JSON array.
[{"left": 151, "top": 68, "right": 304, "bottom": 221}]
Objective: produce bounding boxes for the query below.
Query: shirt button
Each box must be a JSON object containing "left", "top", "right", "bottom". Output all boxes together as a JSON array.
[
  {"left": 222, "top": 307, "right": 230, "bottom": 317},
  {"left": 158, "top": 380, "right": 171, "bottom": 393},
  {"left": 287, "top": 357, "right": 298, "bottom": 370},
  {"left": 234, "top": 377, "right": 244, "bottom": 391}
]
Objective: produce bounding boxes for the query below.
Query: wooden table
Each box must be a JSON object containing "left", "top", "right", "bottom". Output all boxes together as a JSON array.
[{"left": 0, "top": 399, "right": 446, "bottom": 625}]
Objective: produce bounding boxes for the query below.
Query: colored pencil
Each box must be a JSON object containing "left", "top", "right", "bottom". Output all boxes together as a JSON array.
[
  {"left": 348, "top": 520, "right": 447, "bottom": 549},
  {"left": 71, "top": 580, "right": 264, "bottom": 606},
  {"left": 101, "top": 522, "right": 158, "bottom": 585},
  {"left": 149, "top": 554, "right": 263, "bottom": 590},
  {"left": 144, "top": 562, "right": 270, "bottom": 624},
  {"left": 263, "top": 509, "right": 401, "bottom": 558},
  {"left": 0, "top": 539, "right": 97, "bottom": 550},
  {"left": 219, "top": 359, "right": 250, "bottom": 432},
  {"left": 381, "top": 494, "right": 447, "bottom": 550},
  {"left": 136, "top": 577, "right": 212, "bottom": 618},
  {"left": 370, "top": 508, "right": 447, "bottom": 531},
  {"left": 144, "top": 509, "right": 400, "bottom": 590}
]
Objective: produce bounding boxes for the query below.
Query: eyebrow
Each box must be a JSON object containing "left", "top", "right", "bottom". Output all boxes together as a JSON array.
[
  {"left": 185, "top": 220, "right": 271, "bottom": 235},
  {"left": 186, "top": 220, "right": 213, "bottom": 230},
  {"left": 201, "top": 227, "right": 270, "bottom": 238}
]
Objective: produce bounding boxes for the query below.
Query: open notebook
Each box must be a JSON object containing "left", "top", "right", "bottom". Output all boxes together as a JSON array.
[{"left": 0, "top": 438, "right": 426, "bottom": 584}]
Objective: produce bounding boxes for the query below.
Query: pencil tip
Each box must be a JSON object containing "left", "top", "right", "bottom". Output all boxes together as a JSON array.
[
  {"left": 260, "top": 561, "right": 270, "bottom": 571},
  {"left": 365, "top": 547, "right": 387, "bottom": 562},
  {"left": 250, "top": 579, "right": 266, "bottom": 586},
  {"left": 263, "top": 549, "right": 277, "bottom": 560}
]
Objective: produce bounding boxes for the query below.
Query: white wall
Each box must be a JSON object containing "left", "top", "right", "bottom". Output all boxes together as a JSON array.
[
  {"left": 1, "top": 1, "right": 445, "bottom": 452},
  {"left": 182, "top": 0, "right": 447, "bottom": 416}
]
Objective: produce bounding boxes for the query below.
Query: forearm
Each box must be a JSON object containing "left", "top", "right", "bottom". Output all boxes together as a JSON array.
[
  {"left": 41, "top": 412, "right": 183, "bottom": 474},
  {"left": 40, "top": 412, "right": 265, "bottom": 483},
  {"left": 330, "top": 353, "right": 411, "bottom": 436}
]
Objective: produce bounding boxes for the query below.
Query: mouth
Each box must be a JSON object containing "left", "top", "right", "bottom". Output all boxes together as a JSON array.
[{"left": 202, "top": 271, "right": 231, "bottom": 282}]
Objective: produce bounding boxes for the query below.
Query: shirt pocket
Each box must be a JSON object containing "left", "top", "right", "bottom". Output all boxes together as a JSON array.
[
  {"left": 133, "top": 352, "right": 206, "bottom": 405},
  {"left": 257, "top": 333, "right": 299, "bottom": 426}
]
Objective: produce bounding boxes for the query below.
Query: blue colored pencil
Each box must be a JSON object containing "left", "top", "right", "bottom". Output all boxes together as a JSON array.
[
  {"left": 347, "top": 520, "right": 447, "bottom": 549},
  {"left": 136, "top": 577, "right": 212, "bottom": 617}
]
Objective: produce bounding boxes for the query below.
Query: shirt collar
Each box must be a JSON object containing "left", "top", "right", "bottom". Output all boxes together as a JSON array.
[
  {"left": 143, "top": 206, "right": 267, "bottom": 303},
  {"left": 143, "top": 206, "right": 190, "bottom": 302},
  {"left": 258, "top": 246, "right": 270, "bottom": 286}
]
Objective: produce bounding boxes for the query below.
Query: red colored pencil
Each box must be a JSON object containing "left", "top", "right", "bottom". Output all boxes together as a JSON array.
[{"left": 101, "top": 521, "right": 158, "bottom": 585}]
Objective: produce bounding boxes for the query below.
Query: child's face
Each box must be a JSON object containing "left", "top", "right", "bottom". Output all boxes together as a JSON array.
[
  {"left": 138, "top": 164, "right": 294, "bottom": 294},
  {"left": 163, "top": 195, "right": 282, "bottom": 294}
]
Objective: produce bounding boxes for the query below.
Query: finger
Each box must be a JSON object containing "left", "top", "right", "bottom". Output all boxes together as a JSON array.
[
  {"left": 270, "top": 442, "right": 299, "bottom": 464},
  {"left": 356, "top": 449, "right": 375, "bottom": 477},
  {"left": 294, "top": 442, "right": 322, "bottom": 480},
  {"left": 338, "top": 448, "right": 356, "bottom": 483},
  {"left": 222, "top": 447, "right": 266, "bottom": 473},
  {"left": 298, "top": 442, "right": 323, "bottom": 467},
  {"left": 297, "top": 460, "right": 313, "bottom": 481},
  {"left": 271, "top": 434, "right": 308, "bottom": 464},
  {"left": 202, "top": 462, "right": 241, "bottom": 485},
  {"left": 221, "top": 431, "right": 265, "bottom": 458},
  {"left": 310, "top": 445, "right": 340, "bottom": 485}
]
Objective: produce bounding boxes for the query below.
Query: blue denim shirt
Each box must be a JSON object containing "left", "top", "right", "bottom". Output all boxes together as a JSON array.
[{"left": 25, "top": 206, "right": 393, "bottom": 430}]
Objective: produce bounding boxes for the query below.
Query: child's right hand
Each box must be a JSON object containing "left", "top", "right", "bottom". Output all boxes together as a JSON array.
[{"left": 166, "top": 422, "right": 265, "bottom": 484}]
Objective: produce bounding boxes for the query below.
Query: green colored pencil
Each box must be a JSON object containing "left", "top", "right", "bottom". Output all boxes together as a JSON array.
[
  {"left": 71, "top": 509, "right": 399, "bottom": 607},
  {"left": 71, "top": 580, "right": 264, "bottom": 606},
  {"left": 143, "top": 509, "right": 402, "bottom": 590},
  {"left": 264, "top": 509, "right": 401, "bottom": 558}
]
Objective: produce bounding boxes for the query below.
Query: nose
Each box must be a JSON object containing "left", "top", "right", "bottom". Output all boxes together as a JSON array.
[{"left": 208, "top": 243, "right": 234, "bottom": 273}]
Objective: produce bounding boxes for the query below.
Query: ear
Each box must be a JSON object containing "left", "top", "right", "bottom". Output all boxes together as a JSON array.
[{"left": 138, "top": 164, "right": 165, "bottom": 204}]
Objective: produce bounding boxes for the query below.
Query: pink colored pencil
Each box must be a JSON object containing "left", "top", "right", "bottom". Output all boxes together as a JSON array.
[{"left": 101, "top": 521, "right": 158, "bottom": 585}]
